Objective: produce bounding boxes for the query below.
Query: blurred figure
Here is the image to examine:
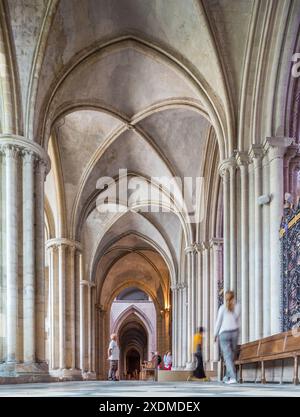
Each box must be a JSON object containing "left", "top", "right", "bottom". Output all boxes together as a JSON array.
[
  {"left": 164, "top": 351, "right": 172, "bottom": 370},
  {"left": 193, "top": 326, "right": 206, "bottom": 379},
  {"left": 151, "top": 351, "right": 162, "bottom": 369},
  {"left": 215, "top": 290, "right": 240, "bottom": 384},
  {"left": 107, "top": 333, "right": 120, "bottom": 381}
]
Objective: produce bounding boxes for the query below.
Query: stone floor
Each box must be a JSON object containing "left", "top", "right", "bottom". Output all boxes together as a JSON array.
[{"left": 0, "top": 380, "right": 299, "bottom": 397}]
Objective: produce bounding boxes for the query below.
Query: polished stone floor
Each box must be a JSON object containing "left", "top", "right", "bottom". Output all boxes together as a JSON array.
[{"left": 0, "top": 381, "right": 300, "bottom": 397}]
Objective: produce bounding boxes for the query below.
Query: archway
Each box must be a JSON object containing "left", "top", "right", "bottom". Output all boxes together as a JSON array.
[{"left": 125, "top": 348, "right": 141, "bottom": 380}]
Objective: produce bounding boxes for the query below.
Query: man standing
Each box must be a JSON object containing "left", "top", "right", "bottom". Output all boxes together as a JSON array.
[{"left": 108, "top": 333, "right": 120, "bottom": 381}]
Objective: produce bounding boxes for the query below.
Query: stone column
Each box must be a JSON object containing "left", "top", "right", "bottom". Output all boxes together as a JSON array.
[
  {"left": 219, "top": 158, "right": 236, "bottom": 294},
  {"left": 86, "top": 282, "right": 96, "bottom": 379},
  {"left": 171, "top": 284, "right": 179, "bottom": 369},
  {"left": 248, "top": 158, "right": 255, "bottom": 340},
  {"left": 4, "top": 145, "right": 19, "bottom": 364},
  {"left": 0, "top": 135, "right": 50, "bottom": 381},
  {"left": 219, "top": 161, "right": 230, "bottom": 293},
  {"left": 236, "top": 152, "right": 249, "bottom": 343},
  {"left": 69, "top": 246, "right": 76, "bottom": 370},
  {"left": 35, "top": 158, "right": 47, "bottom": 364},
  {"left": 249, "top": 145, "right": 264, "bottom": 339},
  {"left": 79, "top": 258, "right": 87, "bottom": 374},
  {"left": 209, "top": 239, "right": 223, "bottom": 365},
  {"left": 48, "top": 245, "right": 56, "bottom": 369},
  {"left": 58, "top": 244, "right": 66, "bottom": 370},
  {"left": 201, "top": 242, "right": 210, "bottom": 364},
  {"left": 229, "top": 160, "right": 237, "bottom": 293},
  {"left": 180, "top": 283, "right": 188, "bottom": 368},
  {"left": 195, "top": 244, "right": 202, "bottom": 329},
  {"left": 23, "top": 150, "right": 35, "bottom": 362},
  {"left": 264, "top": 137, "right": 293, "bottom": 334},
  {"left": 185, "top": 245, "right": 196, "bottom": 368},
  {"left": 262, "top": 151, "right": 271, "bottom": 337},
  {"left": 46, "top": 238, "right": 82, "bottom": 380}
]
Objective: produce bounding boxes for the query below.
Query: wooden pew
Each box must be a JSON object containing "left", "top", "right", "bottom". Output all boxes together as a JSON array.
[{"left": 235, "top": 330, "right": 300, "bottom": 384}]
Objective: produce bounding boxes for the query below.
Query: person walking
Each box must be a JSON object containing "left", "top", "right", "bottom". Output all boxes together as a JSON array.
[
  {"left": 193, "top": 327, "right": 206, "bottom": 379},
  {"left": 214, "top": 290, "right": 240, "bottom": 384},
  {"left": 108, "top": 333, "right": 120, "bottom": 381}
]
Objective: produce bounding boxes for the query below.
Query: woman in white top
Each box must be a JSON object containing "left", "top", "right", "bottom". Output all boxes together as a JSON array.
[{"left": 214, "top": 290, "right": 240, "bottom": 384}]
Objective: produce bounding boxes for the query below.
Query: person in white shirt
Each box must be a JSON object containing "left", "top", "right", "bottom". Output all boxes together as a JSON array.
[
  {"left": 214, "top": 290, "right": 240, "bottom": 384},
  {"left": 108, "top": 333, "right": 120, "bottom": 381}
]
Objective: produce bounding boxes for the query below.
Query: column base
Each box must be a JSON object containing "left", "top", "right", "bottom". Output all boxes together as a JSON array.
[
  {"left": 50, "top": 368, "right": 83, "bottom": 381},
  {"left": 82, "top": 371, "right": 97, "bottom": 380},
  {"left": 171, "top": 366, "right": 185, "bottom": 371},
  {"left": 185, "top": 361, "right": 195, "bottom": 370},
  {"left": 0, "top": 361, "right": 53, "bottom": 384}
]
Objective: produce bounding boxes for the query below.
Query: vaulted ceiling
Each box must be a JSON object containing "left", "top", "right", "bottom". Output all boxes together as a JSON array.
[{"left": 3, "top": 0, "right": 300, "bottom": 289}]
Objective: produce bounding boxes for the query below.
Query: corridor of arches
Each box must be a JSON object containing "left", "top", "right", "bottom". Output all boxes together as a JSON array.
[{"left": 0, "top": 0, "right": 300, "bottom": 386}]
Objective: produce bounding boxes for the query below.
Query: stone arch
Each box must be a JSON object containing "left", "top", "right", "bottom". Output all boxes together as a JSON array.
[{"left": 37, "top": 37, "right": 229, "bottom": 159}]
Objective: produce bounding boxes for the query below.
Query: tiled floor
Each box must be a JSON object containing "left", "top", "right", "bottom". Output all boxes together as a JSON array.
[{"left": 0, "top": 380, "right": 299, "bottom": 397}]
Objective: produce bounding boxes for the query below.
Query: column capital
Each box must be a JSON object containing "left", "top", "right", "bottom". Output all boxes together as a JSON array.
[
  {"left": 218, "top": 157, "right": 236, "bottom": 177},
  {"left": 171, "top": 283, "right": 180, "bottom": 291},
  {"left": 263, "top": 137, "right": 294, "bottom": 160},
  {"left": 193, "top": 242, "right": 202, "bottom": 253},
  {"left": 209, "top": 238, "right": 223, "bottom": 249},
  {"left": 284, "top": 145, "right": 299, "bottom": 167},
  {"left": 46, "top": 238, "right": 82, "bottom": 251},
  {"left": 201, "top": 241, "right": 209, "bottom": 251},
  {"left": 0, "top": 134, "right": 51, "bottom": 174},
  {"left": 184, "top": 245, "right": 194, "bottom": 254},
  {"left": 248, "top": 144, "right": 264, "bottom": 160},
  {"left": 235, "top": 151, "right": 250, "bottom": 166},
  {"left": 22, "top": 149, "right": 36, "bottom": 164},
  {"left": 0, "top": 144, "right": 20, "bottom": 159}
]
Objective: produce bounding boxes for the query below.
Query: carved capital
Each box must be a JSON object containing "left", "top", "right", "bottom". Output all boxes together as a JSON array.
[
  {"left": 264, "top": 137, "right": 294, "bottom": 161},
  {"left": 218, "top": 157, "right": 236, "bottom": 178},
  {"left": 236, "top": 151, "right": 250, "bottom": 167},
  {"left": 22, "top": 149, "right": 36, "bottom": 165},
  {"left": 1, "top": 144, "right": 19, "bottom": 159}
]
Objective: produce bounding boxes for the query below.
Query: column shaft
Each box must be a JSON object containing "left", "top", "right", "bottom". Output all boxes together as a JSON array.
[
  {"left": 248, "top": 161, "right": 255, "bottom": 340},
  {"left": 229, "top": 164, "right": 237, "bottom": 292},
  {"left": 5, "top": 146, "right": 19, "bottom": 363},
  {"left": 237, "top": 153, "right": 249, "bottom": 343},
  {"left": 35, "top": 160, "right": 46, "bottom": 362},
  {"left": 23, "top": 151, "right": 35, "bottom": 362},
  {"left": 266, "top": 137, "right": 293, "bottom": 333},
  {"left": 58, "top": 244, "right": 66, "bottom": 370},
  {"left": 250, "top": 146, "right": 263, "bottom": 339},
  {"left": 222, "top": 169, "right": 230, "bottom": 292}
]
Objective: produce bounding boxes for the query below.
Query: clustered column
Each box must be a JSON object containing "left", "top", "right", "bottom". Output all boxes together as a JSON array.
[
  {"left": 218, "top": 137, "right": 294, "bottom": 347},
  {"left": 0, "top": 135, "right": 50, "bottom": 380},
  {"left": 46, "top": 238, "right": 84, "bottom": 380}
]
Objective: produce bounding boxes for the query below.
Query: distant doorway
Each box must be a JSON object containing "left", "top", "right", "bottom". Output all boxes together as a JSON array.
[{"left": 126, "top": 348, "right": 141, "bottom": 380}]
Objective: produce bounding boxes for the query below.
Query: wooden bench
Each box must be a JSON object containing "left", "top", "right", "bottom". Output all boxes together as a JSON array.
[{"left": 235, "top": 330, "right": 300, "bottom": 384}]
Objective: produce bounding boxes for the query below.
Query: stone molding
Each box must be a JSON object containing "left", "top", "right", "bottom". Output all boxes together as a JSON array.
[
  {"left": 236, "top": 151, "right": 250, "bottom": 167},
  {"left": 171, "top": 282, "right": 187, "bottom": 291},
  {"left": 46, "top": 237, "right": 82, "bottom": 251},
  {"left": 263, "top": 137, "right": 294, "bottom": 161},
  {"left": 218, "top": 157, "right": 236, "bottom": 177},
  {"left": 0, "top": 134, "right": 50, "bottom": 174}
]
